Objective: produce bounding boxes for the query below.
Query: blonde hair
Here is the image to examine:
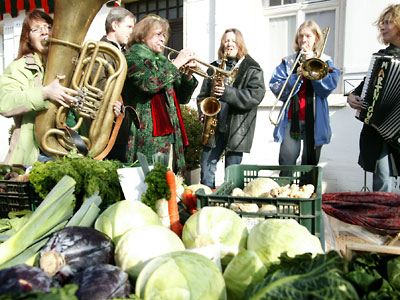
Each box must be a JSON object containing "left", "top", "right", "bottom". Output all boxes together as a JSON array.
[
  {"left": 217, "top": 28, "right": 248, "bottom": 60},
  {"left": 293, "top": 20, "right": 323, "bottom": 52},
  {"left": 128, "top": 14, "right": 169, "bottom": 47},
  {"left": 375, "top": 4, "right": 400, "bottom": 44}
]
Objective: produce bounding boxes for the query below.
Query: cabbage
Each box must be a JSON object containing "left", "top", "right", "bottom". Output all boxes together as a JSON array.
[
  {"left": 115, "top": 225, "right": 185, "bottom": 281},
  {"left": 94, "top": 200, "right": 162, "bottom": 243},
  {"left": 247, "top": 219, "right": 323, "bottom": 265},
  {"left": 182, "top": 206, "right": 248, "bottom": 267},
  {"left": 223, "top": 249, "right": 267, "bottom": 300},
  {"left": 135, "top": 251, "right": 227, "bottom": 300}
]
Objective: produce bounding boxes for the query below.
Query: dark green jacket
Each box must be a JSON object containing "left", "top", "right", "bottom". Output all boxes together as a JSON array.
[{"left": 123, "top": 43, "right": 198, "bottom": 172}]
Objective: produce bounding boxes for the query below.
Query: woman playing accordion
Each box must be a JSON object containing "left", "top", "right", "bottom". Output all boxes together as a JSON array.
[{"left": 347, "top": 4, "right": 400, "bottom": 192}]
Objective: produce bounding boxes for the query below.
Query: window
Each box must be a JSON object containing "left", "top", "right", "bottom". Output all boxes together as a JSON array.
[
  {"left": 125, "top": 0, "right": 183, "bottom": 21},
  {"left": 263, "top": 0, "right": 339, "bottom": 93},
  {"left": 265, "top": 0, "right": 329, "bottom": 6},
  {"left": 125, "top": 0, "right": 184, "bottom": 50}
]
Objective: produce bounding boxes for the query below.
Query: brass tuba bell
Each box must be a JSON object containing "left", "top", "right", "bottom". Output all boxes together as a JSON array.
[{"left": 34, "top": 0, "right": 127, "bottom": 159}]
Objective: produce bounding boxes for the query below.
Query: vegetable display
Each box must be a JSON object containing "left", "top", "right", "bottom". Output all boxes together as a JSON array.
[{"left": 1, "top": 162, "right": 400, "bottom": 300}]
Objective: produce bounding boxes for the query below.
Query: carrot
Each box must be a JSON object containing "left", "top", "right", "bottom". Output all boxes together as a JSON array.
[{"left": 166, "top": 170, "right": 181, "bottom": 237}]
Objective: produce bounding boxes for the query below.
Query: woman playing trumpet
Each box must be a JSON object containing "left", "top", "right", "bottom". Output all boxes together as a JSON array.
[
  {"left": 122, "top": 14, "right": 198, "bottom": 173},
  {"left": 269, "top": 20, "right": 340, "bottom": 175}
]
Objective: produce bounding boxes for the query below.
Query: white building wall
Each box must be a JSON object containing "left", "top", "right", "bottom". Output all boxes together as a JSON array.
[{"left": 0, "top": 0, "right": 398, "bottom": 193}]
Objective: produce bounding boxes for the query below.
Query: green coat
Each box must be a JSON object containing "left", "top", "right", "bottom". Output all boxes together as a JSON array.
[
  {"left": 0, "top": 53, "right": 49, "bottom": 165},
  {"left": 123, "top": 43, "right": 198, "bottom": 173}
]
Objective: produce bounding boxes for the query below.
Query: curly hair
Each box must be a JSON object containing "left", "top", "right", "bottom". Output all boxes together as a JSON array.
[{"left": 375, "top": 4, "right": 400, "bottom": 45}]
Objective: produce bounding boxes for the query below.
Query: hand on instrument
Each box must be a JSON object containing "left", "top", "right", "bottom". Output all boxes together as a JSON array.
[
  {"left": 172, "top": 48, "right": 196, "bottom": 69},
  {"left": 347, "top": 94, "right": 364, "bottom": 110},
  {"left": 42, "top": 76, "right": 77, "bottom": 108},
  {"left": 113, "top": 101, "right": 123, "bottom": 117},
  {"left": 214, "top": 84, "right": 225, "bottom": 97}
]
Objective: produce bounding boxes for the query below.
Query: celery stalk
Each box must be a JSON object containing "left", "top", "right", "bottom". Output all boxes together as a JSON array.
[{"left": 0, "top": 175, "right": 76, "bottom": 266}]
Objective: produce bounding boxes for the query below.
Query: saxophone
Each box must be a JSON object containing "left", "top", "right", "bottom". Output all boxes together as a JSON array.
[{"left": 200, "top": 52, "right": 228, "bottom": 145}]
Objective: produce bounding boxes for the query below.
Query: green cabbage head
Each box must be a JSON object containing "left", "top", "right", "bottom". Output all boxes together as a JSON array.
[
  {"left": 247, "top": 219, "right": 323, "bottom": 265},
  {"left": 136, "top": 251, "right": 227, "bottom": 300},
  {"left": 223, "top": 249, "right": 267, "bottom": 300},
  {"left": 182, "top": 206, "right": 249, "bottom": 267},
  {"left": 94, "top": 200, "right": 162, "bottom": 243},
  {"left": 115, "top": 225, "right": 185, "bottom": 281}
]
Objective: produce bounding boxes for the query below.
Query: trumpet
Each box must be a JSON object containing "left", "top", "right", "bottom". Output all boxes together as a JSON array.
[
  {"left": 161, "top": 45, "right": 232, "bottom": 79},
  {"left": 269, "top": 26, "right": 330, "bottom": 126}
]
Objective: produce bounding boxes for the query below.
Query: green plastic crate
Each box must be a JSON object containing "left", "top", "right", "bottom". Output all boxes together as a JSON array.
[
  {"left": 195, "top": 165, "right": 323, "bottom": 240},
  {"left": 0, "top": 181, "right": 42, "bottom": 218}
]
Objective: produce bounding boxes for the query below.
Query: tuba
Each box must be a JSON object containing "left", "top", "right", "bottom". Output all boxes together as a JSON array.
[
  {"left": 35, "top": 0, "right": 127, "bottom": 158},
  {"left": 199, "top": 52, "right": 228, "bottom": 145}
]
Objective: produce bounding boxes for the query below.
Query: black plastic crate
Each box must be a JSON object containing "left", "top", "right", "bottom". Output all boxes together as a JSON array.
[
  {"left": 195, "top": 165, "right": 322, "bottom": 240},
  {"left": 0, "top": 181, "right": 42, "bottom": 218}
]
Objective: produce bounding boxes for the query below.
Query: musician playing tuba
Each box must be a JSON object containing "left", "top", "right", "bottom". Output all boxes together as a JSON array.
[
  {"left": 269, "top": 20, "right": 340, "bottom": 177},
  {"left": 0, "top": 10, "right": 76, "bottom": 165},
  {"left": 122, "top": 14, "right": 198, "bottom": 174},
  {"left": 196, "top": 28, "right": 265, "bottom": 189},
  {"left": 347, "top": 4, "right": 400, "bottom": 192}
]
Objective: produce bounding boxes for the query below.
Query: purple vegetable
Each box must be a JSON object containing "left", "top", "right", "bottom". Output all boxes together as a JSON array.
[
  {"left": 39, "top": 226, "right": 114, "bottom": 283},
  {"left": 0, "top": 264, "right": 56, "bottom": 295},
  {"left": 73, "top": 264, "right": 131, "bottom": 300}
]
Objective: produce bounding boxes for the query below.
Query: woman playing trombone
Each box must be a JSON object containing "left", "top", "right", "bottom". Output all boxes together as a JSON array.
[
  {"left": 122, "top": 14, "right": 198, "bottom": 174},
  {"left": 269, "top": 20, "right": 340, "bottom": 175}
]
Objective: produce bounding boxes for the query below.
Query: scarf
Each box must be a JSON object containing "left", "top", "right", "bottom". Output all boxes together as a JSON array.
[{"left": 150, "top": 90, "right": 188, "bottom": 146}]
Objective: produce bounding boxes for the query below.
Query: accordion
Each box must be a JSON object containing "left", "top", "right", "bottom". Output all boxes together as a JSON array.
[{"left": 357, "top": 53, "right": 400, "bottom": 149}]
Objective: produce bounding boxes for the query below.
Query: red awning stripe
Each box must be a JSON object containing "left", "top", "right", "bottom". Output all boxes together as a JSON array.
[{"left": 0, "top": 0, "right": 53, "bottom": 20}]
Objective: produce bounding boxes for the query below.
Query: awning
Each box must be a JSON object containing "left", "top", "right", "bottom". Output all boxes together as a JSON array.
[
  {"left": 0, "top": 0, "right": 120, "bottom": 21},
  {"left": 0, "top": 0, "right": 54, "bottom": 20}
]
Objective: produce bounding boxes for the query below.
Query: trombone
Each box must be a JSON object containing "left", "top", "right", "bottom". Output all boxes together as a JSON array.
[
  {"left": 161, "top": 45, "right": 232, "bottom": 79},
  {"left": 269, "top": 26, "right": 330, "bottom": 126}
]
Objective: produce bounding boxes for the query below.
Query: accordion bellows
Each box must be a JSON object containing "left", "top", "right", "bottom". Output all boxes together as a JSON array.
[{"left": 358, "top": 53, "right": 400, "bottom": 149}]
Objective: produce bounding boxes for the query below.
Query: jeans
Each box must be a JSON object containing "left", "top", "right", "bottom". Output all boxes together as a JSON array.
[
  {"left": 372, "top": 143, "right": 393, "bottom": 192},
  {"left": 279, "top": 120, "right": 321, "bottom": 176},
  {"left": 200, "top": 132, "right": 243, "bottom": 189}
]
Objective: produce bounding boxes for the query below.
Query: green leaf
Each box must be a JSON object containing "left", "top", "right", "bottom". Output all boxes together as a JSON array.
[{"left": 245, "top": 251, "right": 359, "bottom": 300}]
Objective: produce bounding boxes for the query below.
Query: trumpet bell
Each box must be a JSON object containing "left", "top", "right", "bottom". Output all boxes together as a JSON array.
[{"left": 302, "top": 58, "right": 329, "bottom": 80}]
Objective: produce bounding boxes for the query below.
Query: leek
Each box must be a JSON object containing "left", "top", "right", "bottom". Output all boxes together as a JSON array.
[{"left": 0, "top": 175, "right": 76, "bottom": 266}]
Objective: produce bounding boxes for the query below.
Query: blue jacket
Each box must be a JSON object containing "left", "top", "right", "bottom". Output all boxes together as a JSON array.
[{"left": 269, "top": 53, "right": 340, "bottom": 147}]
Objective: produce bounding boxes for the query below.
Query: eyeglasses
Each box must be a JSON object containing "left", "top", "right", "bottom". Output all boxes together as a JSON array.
[{"left": 30, "top": 25, "right": 52, "bottom": 34}]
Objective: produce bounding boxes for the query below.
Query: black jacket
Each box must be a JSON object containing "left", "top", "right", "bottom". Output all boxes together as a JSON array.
[
  {"left": 197, "top": 55, "right": 265, "bottom": 153},
  {"left": 353, "top": 44, "right": 400, "bottom": 175}
]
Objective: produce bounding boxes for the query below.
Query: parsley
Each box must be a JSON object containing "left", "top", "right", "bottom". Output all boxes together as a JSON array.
[{"left": 141, "top": 163, "right": 170, "bottom": 211}]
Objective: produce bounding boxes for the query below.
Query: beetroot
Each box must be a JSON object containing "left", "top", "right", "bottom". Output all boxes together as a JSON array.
[{"left": 39, "top": 226, "right": 114, "bottom": 283}]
